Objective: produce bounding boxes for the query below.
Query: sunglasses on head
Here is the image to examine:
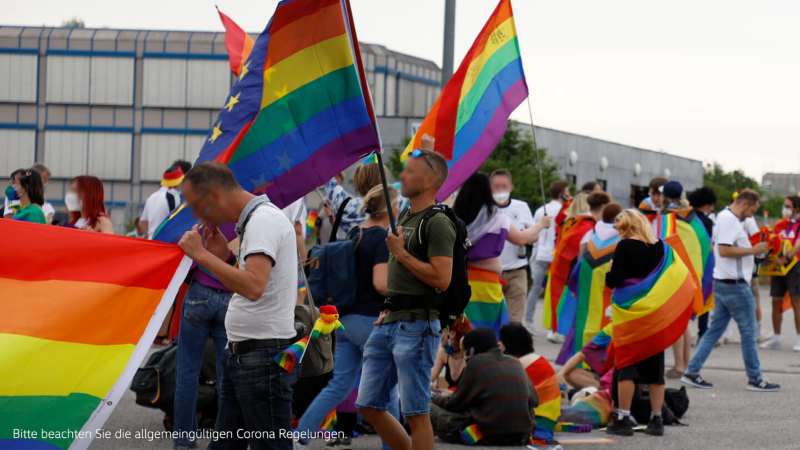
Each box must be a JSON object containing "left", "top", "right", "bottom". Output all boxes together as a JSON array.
[{"left": 411, "top": 149, "right": 434, "bottom": 170}]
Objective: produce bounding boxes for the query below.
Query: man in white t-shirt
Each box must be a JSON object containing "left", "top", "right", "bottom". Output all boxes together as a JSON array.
[
  {"left": 524, "top": 180, "right": 572, "bottom": 328},
  {"left": 682, "top": 189, "right": 780, "bottom": 392},
  {"left": 139, "top": 165, "right": 184, "bottom": 239},
  {"left": 491, "top": 169, "right": 534, "bottom": 323},
  {"left": 178, "top": 162, "right": 300, "bottom": 449}
]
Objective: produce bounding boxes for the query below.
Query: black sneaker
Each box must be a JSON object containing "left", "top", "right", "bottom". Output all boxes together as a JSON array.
[
  {"left": 606, "top": 416, "right": 634, "bottom": 436},
  {"left": 645, "top": 415, "right": 664, "bottom": 436},
  {"left": 747, "top": 379, "right": 780, "bottom": 392},
  {"left": 681, "top": 373, "right": 713, "bottom": 389},
  {"left": 323, "top": 439, "right": 339, "bottom": 449},
  {"left": 337, "top": 437, "right": 352, "bottom": 450}
]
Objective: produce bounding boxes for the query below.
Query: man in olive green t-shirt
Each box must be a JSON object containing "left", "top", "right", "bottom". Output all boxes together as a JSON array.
[{"left": 356, "top": 145, "right": 454, "bottom": 450}]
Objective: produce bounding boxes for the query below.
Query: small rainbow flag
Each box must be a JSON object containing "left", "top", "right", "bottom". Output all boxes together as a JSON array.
[
  {"left": 298, "top": 278, "right": 308, "bottom": 297},
  {"left": 306, "top": 208, "right": 319, "bottom": 239},
  {"left": 320, "top": 409, "right": 338, "bottom": 430},
  {"left": 460, "top": 423, "right": 483, "bottom": 446},
  {"left": 362, "top": 152, "right": 378, "bottom": 164},
  {"left": 275, "top": 335, "right": 310, "bottom": 373},
  {"left": 555, "top": 422, "right": 593, "bottom": 433}
]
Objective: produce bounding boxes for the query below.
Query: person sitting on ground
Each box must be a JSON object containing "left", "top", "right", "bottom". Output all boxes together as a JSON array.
[
  {"left": 66, "top": 175, "right": 114, "bottom": 233},
  {"left": 499, "top": 322, "right": 561, "bottom": 440},
  {"left": 558, "top": 321, "right": 614, "bottom": 391},
  {"left": 431, "top": 316, "right": 474, "bottom": 390},
  {"left": 430, "top": 327, "right": 538, "bottom": 446},
  {"left": 9, "top": 169, "right": 47, "bottom": 224}
]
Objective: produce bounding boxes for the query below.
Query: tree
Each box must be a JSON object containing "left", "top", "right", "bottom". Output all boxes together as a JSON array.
[
  {"left": 703, "top": 161, "right": 783, "bottom": 217},
  {"left": 61, "top": 17, "right": 85, "bottom": 28},
  {"left": 385, "top": 137, "right": 411, "bottom": 180}
]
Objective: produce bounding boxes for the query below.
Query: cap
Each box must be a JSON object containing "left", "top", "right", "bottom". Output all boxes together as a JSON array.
[
  {"left": 659, "top": 180, "right": 683, "bottom": 199},
  {"left": 161, "top": 166, "right": 185, "bottom": 187}
]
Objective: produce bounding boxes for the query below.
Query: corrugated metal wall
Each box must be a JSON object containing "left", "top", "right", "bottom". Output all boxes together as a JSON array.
[
  {"left": 0, "top": 54, "right": 37, "bottom": 102},
  {"left": 0, "top": 129, "right": 36, "bottom": 175}
]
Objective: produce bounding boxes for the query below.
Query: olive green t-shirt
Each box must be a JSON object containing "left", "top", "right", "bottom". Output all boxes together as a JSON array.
[{"left": 383, "top": 205, "right": 456, "bottom": 323}]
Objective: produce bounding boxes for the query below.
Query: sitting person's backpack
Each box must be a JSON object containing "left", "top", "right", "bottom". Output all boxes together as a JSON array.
[{"left": 397, "top": 204, "right": 471, "bottom": 330}]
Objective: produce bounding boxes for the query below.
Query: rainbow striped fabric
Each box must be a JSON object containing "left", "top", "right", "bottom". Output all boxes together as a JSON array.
[
  {"left": 320, "top": 409, "right": 337, "bottom": 430},
  {"left": 0, "top": 220, "right": 190, "bottom": 450},
  {"left": 362, "top": 152, "right": 378, "bottom": 164},
  {"left": 657, "top": 208, "right": 713, "bottom": 315},
  {"left": 581, "top": 324, "right": 613, "bottom": 375},
  {"left": 217, "top": 7, "right": 255, "bottom": 77},
  {"left": 399, "top": 0, "right": 528, "bottom": 202},
  {"left": 559, "top": 390, "right": 614, "bottom": 429},
  {"left": 306, "top": 208, "right": 319, "bottom": 239},
  {"left": 555, "top": 422, "right": 592, "bottom": 433},
  {"left": 154, "top": 0, "right": 379, "bottom": 243},
  {"left": 460, "top": 423, "right": 484, "bottom": 445},
  {"left": 274, "top": 335, "right": 310, "bottom": 373},
  {"left": 464, "top": 267, "right": 509, "bottom": 338},
  {"left": 544, "top": 216, "right": 595, "bottom": 330},
  {"left": 608, "top": 241, "right": 695, "bottom": 369},
  {"left": 523, "top": 356, "right": 561, "bottom": 440}
]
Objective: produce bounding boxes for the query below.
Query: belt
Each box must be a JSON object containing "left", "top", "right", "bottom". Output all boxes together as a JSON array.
[
  {"left": 715, "top": 279, "right": 747, "bottom": 285},
  {"left": 228, "top": 338, "right": 295, "bottom": 355},
  {"left": 384, "top": 294, "right": 441, "bottom": 312}
]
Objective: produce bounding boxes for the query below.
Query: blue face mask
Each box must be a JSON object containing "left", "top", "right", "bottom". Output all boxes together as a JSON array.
[
  {"left": 444, "top": 342, "right": 455, "bottom": 355},
  {"left": 5, "top": 185, "right": 19, "bottom": 201}
]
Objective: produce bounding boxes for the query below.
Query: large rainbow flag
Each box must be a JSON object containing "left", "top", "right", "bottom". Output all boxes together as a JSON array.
[
  {"left": 399, "top": 0, "right": 528, "bottom": 201},
  {"left": 608, "top": 241, "right": 695, "bottom": 369},
  {"left": 656, "top": 208, "right": 713, "bottom": 315},
  {"left": 154, "top": 0, "right": 380, "bottom": 243},
  {"left": 0, "top": 221, "right": 190, "bottom": 450},
  {"left": 523, "top": 356, "right": 561, "bottom": 440}
]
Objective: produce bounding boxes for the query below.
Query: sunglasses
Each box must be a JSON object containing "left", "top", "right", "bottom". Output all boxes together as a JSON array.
[{"left": 411, "top": 149, "right": 434, "bottom": 170}]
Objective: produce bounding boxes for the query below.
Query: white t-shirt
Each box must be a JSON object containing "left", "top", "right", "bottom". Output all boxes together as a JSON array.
[
  {"left": 282, "top": 198, "right": 308, "bottom": 229},
  {"left": 532, "top": 199, "right": 564, "bottom": 263},
  {"left": 498, "top": 199, "right": 535, "bottom": 271},
  {"left": 5, "top": 197, "right": 54, "bottom": 222},
  {"left": 140, "top": 186, "right": 181, "bottom": 239},
  {"left": 226, "top": 198, "right": 298, "bottom": 342},
  {"left": 743, "top": 216, "right": 759, "bottom": 237},
  {"left": 713, "top": 208, "right": 754, "bottom": 284}
]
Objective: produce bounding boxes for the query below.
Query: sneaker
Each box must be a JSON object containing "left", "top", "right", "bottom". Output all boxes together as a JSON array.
[
  {"left": 759, "top": 338, "right": 782, "bottom": 350},
  {"left": 645, "top": 415, "right": 664, "bottom": 436},
  {"left": 547, "top": 330, "right": 558, "bottom": 343},
  {"left": 606, "top": 416, "right": 634, "bottom": 436},
  {"left": 757, "top": 332, "right": 774, "bottom": 344},
  {"left": 747, "top": 379, "right": 780, "bottom": 392},
  {"left": 665, "top": 368, "right": 683, "bottom": 379},
  {"left": 338, "top": 437, "right": 352, "bottom": 450},
  {"left": 793, "top": 341, "right": 800, "bottom": 352},
  {"left": 681, "top": 374, "right": 713, "bottom": 389},
  {"left": 550, "top": 332, "right": 566, "bottom": 343},
  {"left": 523, "top": 321, "right": 538, "bottom": 336},
  {"left": 324, "top": 439, "right": 339, "bottom": 448}
]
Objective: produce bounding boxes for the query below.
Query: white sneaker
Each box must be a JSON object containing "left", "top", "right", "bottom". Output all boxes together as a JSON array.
[
  {"left": 793, "top": 341, "right": 800, "bottom": 352},
  {"left": 757, "top": 332, "right": 774, "bottom": 344},
  {"left": 523, "top": 321, "right": 538, "bottom": 336},
  {"left": 553, "top": 332, "right": 566, "bottom": 344},
  {"left": 547, "top": 330, "right": 558, "bottom": 343},
  {"left": 759, "top": 338, "right": 782, "bottom": 350}
]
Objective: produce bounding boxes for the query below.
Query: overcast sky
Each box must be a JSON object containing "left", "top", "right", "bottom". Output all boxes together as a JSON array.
[{"left": 6, "top": 0, "right": 799, "bottom": 181}]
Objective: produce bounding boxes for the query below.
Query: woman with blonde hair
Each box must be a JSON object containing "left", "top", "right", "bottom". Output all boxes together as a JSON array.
[
  {"left": 323, "top": 162, "right": 386, "bottom": 240},
  {"left": 566, "top": 192, "right": 591, "bottom": 222}
]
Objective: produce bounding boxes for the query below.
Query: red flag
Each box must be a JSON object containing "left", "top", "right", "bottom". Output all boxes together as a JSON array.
[{"left": 217, "top": 6, "right": 255, "bottom": 76}]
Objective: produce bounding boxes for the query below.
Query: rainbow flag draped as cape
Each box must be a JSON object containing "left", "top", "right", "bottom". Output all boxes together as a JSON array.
[
  {"left": 0, "top": 221, "right": 190, "bottom": 450},
  {"left": 274, "top": 336, "right": 310, "bottom": 373},
  {"left": 656, "top": 208, "right": 713, "bottom": 315},
  {"left": 217, "top": 7, "right": 255, "bottom": 77},
  {"left": 582, "top": 324, "right": 613, "bottom": 375},
  {"left": 608, "top": 241, "right": 695, "bottom": 369},
  {"left": 465, "top": 267, "right": 510, "bottom": 338},
  {"left": 399, "top": 0, "right": 528, "bottom": 202},
  {"left": 154, "top": 0, "right": 380, "bottom": 243},
  {"left": 524, "top": 356, "right": 561, "bottom": 440}
]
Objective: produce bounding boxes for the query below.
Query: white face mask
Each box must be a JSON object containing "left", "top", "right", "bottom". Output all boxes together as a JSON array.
[
  {"left": 493, "top": 191, "right": 511, "bottom": 205},
  {"left": 65, "top": 192, "right": 83, "bottom": 212}
]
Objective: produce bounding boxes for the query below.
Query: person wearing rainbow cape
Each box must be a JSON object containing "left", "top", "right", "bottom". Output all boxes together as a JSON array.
[{"left": 605, "top": 209, "right": 696, "bottom": 437}]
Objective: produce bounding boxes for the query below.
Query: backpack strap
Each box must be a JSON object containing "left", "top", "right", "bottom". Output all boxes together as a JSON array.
[
  {"left": 166, "top": 190, "right": 176, "bottom": 213},
  {"left": 329, "top": 197, "right": 352, "bottom": 243}
]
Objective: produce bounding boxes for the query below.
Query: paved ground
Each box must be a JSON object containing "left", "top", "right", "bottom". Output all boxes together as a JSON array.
[{"left": 93, "top": 286, "right": 800, "bottom": 449}]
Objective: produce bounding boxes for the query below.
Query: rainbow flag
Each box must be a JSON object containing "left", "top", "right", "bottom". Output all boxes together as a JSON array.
[
  {"left": 399, "top": 0, "right": 528, "bottom": 202},
  {"left": 464, "top": 267, "right": 509, "bottom": 338},
  {"left": 362, "top": 152, "right": 378, "bottom": 164},
  {"left": 524, "top": 357, "right": 561, "bottom": 440},
  {"left": 460, "top": 423, "right": 483, "bottom": 445},
  {"left": 559, "top": 390, "right": 614, "bottom": 429},
  {"left": 555, "top": 422, "right": 592, "bottom": 433},
  {"left": 217, "top": 7, "right": 255, "bottom": 77},
  {"left": 274, "top": 335, "right": 310, "bottom": 373},
  {"left": 154, "top": 0, "right": 379, "bottom": 243},
  {"left": 0, "top": 220, "right": 190, "bottom": 450},
  {"left": 298, "top": 278, "right": 308, "bottom": 297},
  {"left": 544, "top": 216, "right": 595, "bottom": 330},
  {"left": 657, "top": 208, "right": 713, "bottom": 315},
  {"left": 306, "top": 208, "right": 319, "bottom": 239},
  {"left": 608, "top": 241, "right": 695, "bottom": 369},
  {"left": 320, "top": 409, "right": 338, "bottom": 430},
  {"left": 581, "top": 324, "right": 613, "bottom": 375}
]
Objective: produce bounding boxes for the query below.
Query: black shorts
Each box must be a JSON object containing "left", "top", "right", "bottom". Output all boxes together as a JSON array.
[
  {"left": 617, "top": 351, "right": 665, "bottom": 385},
  {"left": 771, "top": 264, "right": 800, "bottom": 298}
]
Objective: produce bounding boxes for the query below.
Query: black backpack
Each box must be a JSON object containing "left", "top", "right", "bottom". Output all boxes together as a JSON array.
[{"left": 398, "top": 204, "right": 471, "bottom": 330}]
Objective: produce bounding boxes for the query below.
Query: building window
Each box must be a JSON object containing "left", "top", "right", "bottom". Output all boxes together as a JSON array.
[
  {"left": 597, "top": 179, "right": 607, "bottom": 191},
  {"left": 566, "top": 174, "right": 577, "bottom": 186},
  {"left": 631, "top": 185, "right": 649, "bottom": 208}
]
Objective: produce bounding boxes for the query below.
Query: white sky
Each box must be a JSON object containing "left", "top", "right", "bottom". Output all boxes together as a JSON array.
[{"left": 6, "top": 0, "right": 799, "bottom": 181}]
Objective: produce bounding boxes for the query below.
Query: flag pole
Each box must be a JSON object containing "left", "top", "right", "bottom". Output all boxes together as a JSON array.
[
  {"left": 375, "top": 151, "right": 398, "bottom": 235},
  {"left": 525, "top": 96, "right": 549, "bottom": 216}
]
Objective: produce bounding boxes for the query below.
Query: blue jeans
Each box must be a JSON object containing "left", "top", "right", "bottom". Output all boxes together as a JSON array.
[
  {"left": 356, "top": 318, "right": 441, "bottom": 416},
  {"left": 297, "top": 315, "right": 399, "bottom": 449},
  {"left": 525, "top": 260, "right": 550, "bottom": 323},
  {"left": 208, "top": 345, "right": 301, "bottom": 450},
  {"left": 174, "top": 281, "right": 231, "bottom": 448},
  {"left": 686, "top": 280, "right": 763, "bottom": 381}
]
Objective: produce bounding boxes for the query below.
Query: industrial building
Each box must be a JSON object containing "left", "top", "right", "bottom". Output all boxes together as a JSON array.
[
  {"left": 0, "top": 25, "right": 702, "bottom": 233},
  {"left": 762, "top": 173, "right": 800, "bottom": 198}
]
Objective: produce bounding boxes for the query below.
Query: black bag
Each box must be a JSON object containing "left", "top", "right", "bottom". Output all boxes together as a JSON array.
[
  {"left": 397, "top": 204, "right": 471, "bottom": 330},
  {"left": 630, "top": 386, "right": 689, "bottom": 425}
]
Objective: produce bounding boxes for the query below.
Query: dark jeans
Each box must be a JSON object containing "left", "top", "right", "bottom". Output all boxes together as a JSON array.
[
  {"left": 174, "top": 281, "right": 231, "bottom": 448},
  {"left": 208, "top": 345, "right": 301, "bottom": 450}
]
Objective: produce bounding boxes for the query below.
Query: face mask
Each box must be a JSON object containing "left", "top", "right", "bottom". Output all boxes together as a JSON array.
[
  {"left": 783, "top": 207, "right": 794, "bottom": 218},
  {"left": 64, "top": 192, "right": 83, "bottom": 212},
  {"left": 492, "top": 191, "right": 510, "bottom": 205},
  {"left": 5, "top": 185, "right": 19, "bottom": 202}
]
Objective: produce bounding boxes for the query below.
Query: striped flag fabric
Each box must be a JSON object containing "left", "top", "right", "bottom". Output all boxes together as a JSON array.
[
  {"left": 274, "top": 335, "right": 310, "bottom": 373},
  {"left": 306, "top": 208, "right": 319, "bottom": 239},
  {"left": 524, "top": 357, "right": 561, "bottom": 440},
  {"left": 460, "top": 423, "right": 483, "bottom": 445},
  {"left": 154, "top": 0, "right": 380, "bottom": 243},
  {"left": 0, "top": 221, "right": 191, "bottom": 450},
  {"left": 608, "top": 241, "right": 695, "bottom": 369},
  {"left": 217, "top": 7, "right": 256, "bottom": 77},
  {"left": 320, "top": 409, "right": 338, "bottom": 430},
  {"left": 399, "top": 0, "right": 528, "bottom": 201},
  {"left": 464, "top": 267, "right": 510, "bottom": 338}
]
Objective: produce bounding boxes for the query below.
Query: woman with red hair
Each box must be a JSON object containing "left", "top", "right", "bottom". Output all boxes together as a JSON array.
[
  {"left": 65, "top": 175, "right": 113, "bottom": 234},
  {"left": 430, "top": 316, "right": 474, "bottom": 390}
]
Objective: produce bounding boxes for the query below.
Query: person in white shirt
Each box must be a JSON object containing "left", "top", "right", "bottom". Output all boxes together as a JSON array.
[
  {"left": 524, "top": 180, "right": 572, "bottom": 329},
  {"left": 178, "top": 162, "right": 300, "bottom": 449},
  {"left": 681, "top": 189, "right": 780, "bottom": 392},
  {"left": 491, "top": 169, "right": 535, "bottom": 323},
  {"left": 138, "top": 165, "right": 184, "bottom": 239}
]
